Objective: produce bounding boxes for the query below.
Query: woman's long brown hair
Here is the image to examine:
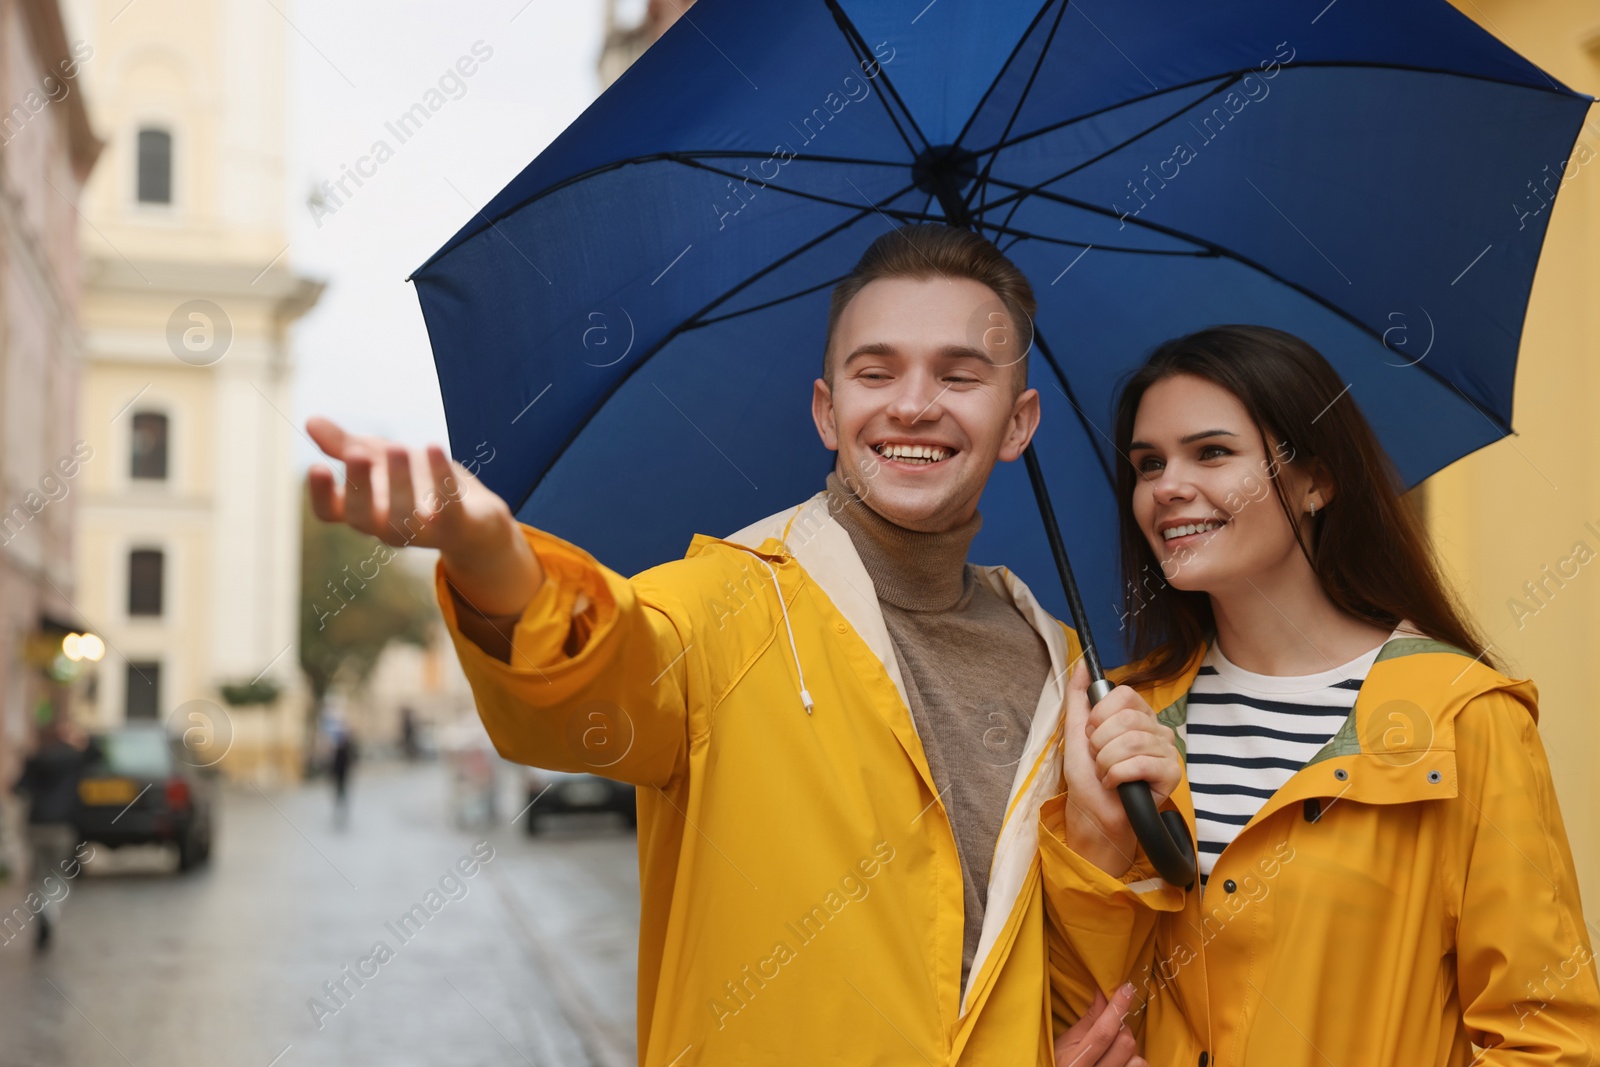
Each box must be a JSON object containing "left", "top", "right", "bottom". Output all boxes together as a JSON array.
[{"left": 1113, "top": 325, "right": 1494, "bottom": 690}]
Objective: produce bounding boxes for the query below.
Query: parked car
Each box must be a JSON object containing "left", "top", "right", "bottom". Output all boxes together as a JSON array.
[
  {"left": 76, "top": 726, "right": 216, "bottom": 871},
  {"left": 524, "top": 767, "right": 635, "bottom": 834}
]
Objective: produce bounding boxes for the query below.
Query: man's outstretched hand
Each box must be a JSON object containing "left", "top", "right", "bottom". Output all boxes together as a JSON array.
[
  {"left": 305, "top": 416, "right": 543, "bottom": 635},
  {"left": 1055, "top": 985, "right": 1148, "bottom": 1067}
]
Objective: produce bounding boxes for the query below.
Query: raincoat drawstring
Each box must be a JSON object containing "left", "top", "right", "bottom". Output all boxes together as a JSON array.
[{"left": 756, "top": 555, "right": 814, "bottom": 715}]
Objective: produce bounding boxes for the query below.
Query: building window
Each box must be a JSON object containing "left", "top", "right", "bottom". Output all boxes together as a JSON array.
[
  {"left": 131, "top": 412, "right": 168, "bottom": 480},
  {"left": 126, "top": 662, "right": 161, "bottom": 720},
  {"left": 128, "top": 549, "right": 164, "bottom": 616},
  {"left": 137, "top": 127, "right": 172, "bottom": 204}
]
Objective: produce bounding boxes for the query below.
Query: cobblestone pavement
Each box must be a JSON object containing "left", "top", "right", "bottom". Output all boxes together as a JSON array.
[{"left": 0, "top": 760, "right": 640, "bottom": 1067}]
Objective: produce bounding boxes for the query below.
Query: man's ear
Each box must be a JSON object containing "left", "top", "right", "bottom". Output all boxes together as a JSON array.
[
  {"left": 812, "top": 377, "right": 839, "bottom": 451},
  {"left": 996, "top": 387, "right": 1041, "bottom": 462}
]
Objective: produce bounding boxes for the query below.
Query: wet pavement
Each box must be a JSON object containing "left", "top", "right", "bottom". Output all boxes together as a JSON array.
[{"left": 0, "top": 761, "right": 640, "bottom": 1067}]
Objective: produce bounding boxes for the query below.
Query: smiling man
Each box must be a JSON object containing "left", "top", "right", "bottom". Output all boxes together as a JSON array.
[{"left": 307, "top": 224, "right": 1145, "bottom": 1066}]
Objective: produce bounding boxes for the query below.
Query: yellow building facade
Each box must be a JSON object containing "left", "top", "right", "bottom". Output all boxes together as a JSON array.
[
  {"left": 1437, "top": 0, "right": 1600, "bottom": 918},
  {"left": 64, "top": 0, "right": 321, "bottom": 779}
]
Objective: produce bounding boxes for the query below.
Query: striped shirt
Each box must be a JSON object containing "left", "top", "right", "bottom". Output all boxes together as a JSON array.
[{"left": 1180, "top": 631, "right": 1403, "bottom": 892}]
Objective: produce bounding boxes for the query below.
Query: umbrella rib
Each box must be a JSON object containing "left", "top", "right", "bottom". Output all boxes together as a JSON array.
[
  {"left": 968, "top": 0, "right": 1074, "bottom": 222},
  {"left": 963, "top": 75, "right": 1246, "bottom": 167},
  {"left": 687, "top": 273, "right": 849, "bottom": 330},
  {"left": 676, "top": 177, "right": 928, "bottom": 326},
  {"left": 967, "top": 60, "right": 1584, "bottom": 167},
  {"left": 951, "top": 0, "right": 1063, "bottom": 155},
  {"left": 980, "top": 74, "right": 1241, "bottom": 230},
  {"left": 667, "top": 150, "right": 911, "bottom": 167},
  {"left": 1028, "top": 323, "right": 1117, "bottom": 489},
  {"left": 979, "top": 226, "right": 1209, "bottom": 256},
  {"left": 824, "top": 0, "right": 929, "bottom": 154},
  {"left": 411, "top": 152, "right": 910, "bottom": 278},
  {"left": 672, "top": 157, "right": 944, "bottom": 219},
  {"left": 978, "top": 175, "right": 1511, "bottom": 429},
  {"left": 504, "top": 210, "right": 890, "bottom": 516},
  {"left": 661, "top": 207, "right": 1208, "bottom": 333}
]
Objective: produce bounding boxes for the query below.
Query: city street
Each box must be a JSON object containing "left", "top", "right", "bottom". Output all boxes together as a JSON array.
[{"left": 0, "top": 761, "right": 640, "bottom": 1067}]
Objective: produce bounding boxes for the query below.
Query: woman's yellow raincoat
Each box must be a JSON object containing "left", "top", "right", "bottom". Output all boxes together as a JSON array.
[
  {"left": 437, "top": 491, "right": 1084, "bottom": 1065},
  {"left": 1042, "top": 637, "right": 1600, "bottom": 1065}
]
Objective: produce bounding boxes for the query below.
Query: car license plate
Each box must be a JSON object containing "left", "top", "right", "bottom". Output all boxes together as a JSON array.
[
  {"left": 561, "top": 779, "right": 608, "bottom": 806},
  {"left": 80, "top": 778, "right": 138, "bottom": 805}
]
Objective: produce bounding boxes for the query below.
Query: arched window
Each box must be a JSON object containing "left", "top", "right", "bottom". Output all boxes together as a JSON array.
[
  {"left": 131, "top": 411, "right": 168, "bottom": 480},
  {"left": 137, "top": 127, "right": 172, "bottom": 204}
]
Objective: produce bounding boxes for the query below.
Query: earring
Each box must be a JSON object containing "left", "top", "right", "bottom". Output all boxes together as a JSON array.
[{"left": 1308, "top": 501, "right": 1317, "bottom": 517}]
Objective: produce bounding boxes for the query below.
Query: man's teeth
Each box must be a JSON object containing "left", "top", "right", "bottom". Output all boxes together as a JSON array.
[
  {"left": 876, "top": 443, "right": 950, "bottom": 464},
  {"left": 1162, "top": 520, "right": 1225, "bottom": 541}
]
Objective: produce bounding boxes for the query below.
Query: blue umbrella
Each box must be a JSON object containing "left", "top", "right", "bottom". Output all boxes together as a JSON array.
[{"left": 410, "top": 0, "right": 1590, "bottom": 886}]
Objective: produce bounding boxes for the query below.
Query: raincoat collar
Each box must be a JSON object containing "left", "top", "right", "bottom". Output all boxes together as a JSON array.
[{"left": 1122, "top": 633, "right": 1539, "bottom": 878}]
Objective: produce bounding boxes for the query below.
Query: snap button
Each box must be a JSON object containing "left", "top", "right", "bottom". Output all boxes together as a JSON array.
[
  {"left": 1333, "top": 768, "right": 1349, "bottom": 781},
  {"left": 1223, "top": 879, "right": 1237, "bottom": 894},
  {"left": 1427, "top": 770, "right": 1442, "bottom": 784},
  {"left": 834, "top": 621, "right": 849, "bottom": 634}
]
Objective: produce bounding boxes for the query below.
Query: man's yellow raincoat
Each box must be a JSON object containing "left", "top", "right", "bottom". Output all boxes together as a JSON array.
[
  {"left": 437, "top": 491, "right": 1084, "bottom": 1065},
  {"left": 1042, "top": 637, "right": 1600, "bottom": 1065}
]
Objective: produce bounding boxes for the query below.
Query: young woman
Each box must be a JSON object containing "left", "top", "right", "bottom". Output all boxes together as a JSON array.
[{"left": 1043, "top": 325, "right": 1600, "bottom": 1066}]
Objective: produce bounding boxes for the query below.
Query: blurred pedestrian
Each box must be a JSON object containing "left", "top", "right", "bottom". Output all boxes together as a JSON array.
[
  {"left": 329, "top": 728, "right": 357, "bottom": 826},
  {"left": 399, "top": 706, "right": 418, "bottom": 761},
  {"left": 10, "top": 715, "right": 98, "bottom": 951}
]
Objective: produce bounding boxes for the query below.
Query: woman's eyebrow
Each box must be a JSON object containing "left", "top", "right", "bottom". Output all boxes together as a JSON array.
[
  {"left": 1127, "top": 429, "right": 1238, "bottom": 451},
  {"left": 1179, "top": 429, "right": 1238, "bottom": 444}
]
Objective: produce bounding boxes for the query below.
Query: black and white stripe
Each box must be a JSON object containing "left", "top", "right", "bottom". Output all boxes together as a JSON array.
[{"left": 1181, "top": 636, "right": 1395, "bottom": 891}]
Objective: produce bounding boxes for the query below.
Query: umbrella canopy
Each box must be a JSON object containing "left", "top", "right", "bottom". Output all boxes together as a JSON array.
[{"left": 412, "top": 0, "right": 1590, "bottom": 666}]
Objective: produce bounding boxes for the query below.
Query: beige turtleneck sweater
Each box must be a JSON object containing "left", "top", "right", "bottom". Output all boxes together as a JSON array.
[{"left": 824, "top": 470, "right": 1052, "bottom": 990}]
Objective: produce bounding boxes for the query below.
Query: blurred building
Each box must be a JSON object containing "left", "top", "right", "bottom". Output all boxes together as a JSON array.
[
  {"left": 62, "top": 0, "right": 322, "bottom": 780},
  {"left": 599, "top": 0, "right": 693, "bottom": 88},
  {"left": 337, "top": 549, "right": 477, "bottom": 758},
  {"left": 0, "top": 0, "right": 100, "bottom": 790},
  {"left": 350, "top": 638, "right": 468, "bottom": 755},
  {"left": 1433, "top": 1, "right": 1600, "bottom": 919}
]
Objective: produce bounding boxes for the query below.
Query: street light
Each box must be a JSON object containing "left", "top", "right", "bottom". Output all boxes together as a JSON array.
[{"left": 62, "top": 632, "right": 106, "bottom": 662}]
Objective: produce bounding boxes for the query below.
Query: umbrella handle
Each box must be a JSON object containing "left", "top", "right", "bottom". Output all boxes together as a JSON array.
[
  {"left": 1024, "top": 446, "right": 1196, "bottom": 891},
  {"left": 1091, "top": 669, "right": 1197, "bottom": 888}
]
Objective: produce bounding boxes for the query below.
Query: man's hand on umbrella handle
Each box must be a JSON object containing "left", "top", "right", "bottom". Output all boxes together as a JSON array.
[
  {"left": 1059, "top": 660, "right": 1182, "bottom": 877},
  {"left": 305, "top": 416, "right": 543, "bottom": 623},
  {"left": 1054, "top": 984, "right": 1148, "bottom": 1067}
]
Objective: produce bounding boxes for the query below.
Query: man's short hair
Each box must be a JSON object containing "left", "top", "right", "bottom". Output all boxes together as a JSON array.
[{"left": 822, "top": 224, "right": 1037, "bottom": 397}]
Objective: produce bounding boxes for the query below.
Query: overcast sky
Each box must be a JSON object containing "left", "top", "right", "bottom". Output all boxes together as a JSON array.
[{"left": 285, "top": 0, "right": 610, "bottom": 468}]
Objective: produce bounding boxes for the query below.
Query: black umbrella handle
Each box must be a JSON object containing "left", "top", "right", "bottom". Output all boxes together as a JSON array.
[{"left": 1024, "top": 445, "right": 1196, "bottom": 891}]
